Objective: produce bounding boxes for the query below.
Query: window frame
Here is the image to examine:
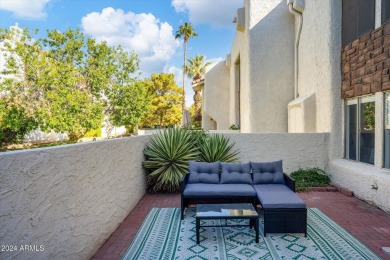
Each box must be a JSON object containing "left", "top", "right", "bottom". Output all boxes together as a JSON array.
[
  {"left": 384, "top": 92, "right": 390, "bottom": 169},
  {"left": 345, "top": 95, "right": 376, "bottom": 165}
]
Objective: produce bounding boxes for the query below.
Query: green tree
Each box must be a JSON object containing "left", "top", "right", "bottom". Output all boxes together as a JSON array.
[
  {"left": 140, "top": 73, "right": 182, "bottom": 127},
  {"left": 109, "top": 80, "right": 151, "bottom": 134},
  {"left": 0, "top": 27, "right": 142, "bottom": 143},
  {"left": 189, "top": 103, "right": 202, "bottom": 128},
  {"left": 186, "top": 54, "right": 211, "bottom": 81},
  {"left": 175, "top": 22, "right": 197, "bottom": 111},
  {"left": 185, "top": 54, "right": 210, "bottom": 127}
]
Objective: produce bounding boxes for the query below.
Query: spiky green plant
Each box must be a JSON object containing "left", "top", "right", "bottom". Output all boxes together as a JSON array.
[
  {"left": 143, "top": 127, "right": 199, "bottom": 192},
  {"left": 199, "top": 134, "right": 239, "bottom": 163}
]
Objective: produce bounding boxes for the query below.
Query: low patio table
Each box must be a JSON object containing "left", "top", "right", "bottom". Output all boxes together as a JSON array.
[{"left": 195, "top": 203, "right": 259, "bottom": 244}]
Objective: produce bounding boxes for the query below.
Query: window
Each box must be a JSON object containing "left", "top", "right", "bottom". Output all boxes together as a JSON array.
[
  {"left": 385, "top": 92, "right": 390, "bottom": 168},
  {"left": 345, "top": 96, "right": 375, "bottom": 165},
  {"left": 342, "top": 0, "right": 375, "bottom": 47},
  {"left": 382, "top": 0, "right": 390, "bottom": 24}
]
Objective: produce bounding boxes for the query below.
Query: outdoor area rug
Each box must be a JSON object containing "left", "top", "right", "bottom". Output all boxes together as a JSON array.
[{"left": 122, "top": 207, "right": 379, "bottom": 259}]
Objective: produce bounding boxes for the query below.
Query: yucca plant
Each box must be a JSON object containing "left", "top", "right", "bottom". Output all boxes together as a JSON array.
[
  {"left": 199, "top": 134, "right": 239, "bottom": 162},
  {"left": 143, "top": 127, "right": 199, "bottom": 192}
]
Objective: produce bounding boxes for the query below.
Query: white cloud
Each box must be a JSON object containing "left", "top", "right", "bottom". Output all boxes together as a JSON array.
[
  {"left": 172, "top": 0, "right": 242, "bottom": 28},
  {"left": 81, "top": 8, "right": 180, "bottom": 75},
  {"left": 0, "top": 0, "right": 51, "bottom": 19}
]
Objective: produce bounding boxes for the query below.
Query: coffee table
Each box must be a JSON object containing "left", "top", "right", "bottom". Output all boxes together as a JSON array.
[{"left": 195, "top": 203, "right": 259, "bottom": 244}]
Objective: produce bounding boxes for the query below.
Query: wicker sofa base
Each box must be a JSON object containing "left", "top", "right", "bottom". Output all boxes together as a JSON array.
[{"left": 263, "top": 208, "right": 307, "bottom": 237}]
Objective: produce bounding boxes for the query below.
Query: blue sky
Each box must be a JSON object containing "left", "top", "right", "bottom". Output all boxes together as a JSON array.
[{"left": 0, "top": 0, "right": 242, "bottom": 106}]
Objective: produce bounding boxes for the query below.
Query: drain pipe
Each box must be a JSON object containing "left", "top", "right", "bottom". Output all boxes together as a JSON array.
[{"left": 287, "top": 0, "right": 303, "bottom": 99}]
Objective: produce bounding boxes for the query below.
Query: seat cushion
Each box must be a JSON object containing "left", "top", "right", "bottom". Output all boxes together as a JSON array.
[
  {"left": 183, "top": 184, "right": 256, "bottom": 197},
  {"left": 253, "top": 184, "right": 306, "bottom": 209},
  {"left": 220, "top": 162, "right": 252, "bottom": 184},
  {"left": 250, "top": 160, "right": 285, "bottom": 184},
  {"left": 188, "top": 161, "right": 220, "bottom": 184}
]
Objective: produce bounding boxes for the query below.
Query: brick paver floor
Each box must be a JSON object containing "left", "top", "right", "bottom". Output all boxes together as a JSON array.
[{"left": 93, "top": 191, "right": 390, "bottom": 259}]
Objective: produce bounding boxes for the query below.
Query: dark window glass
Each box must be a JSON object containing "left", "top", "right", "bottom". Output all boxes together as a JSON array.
[
  {"left": 359, "top": 100, "right": 375, "bottom": 164},
  {"left": 382, "top": 0, "right": 390, "bottom": 24},
  {"left": 346, "top": 103, "right": 357, "bottom": 160},
  {"left": 385, "top": 93, "right": 390, "bottom": 169},
  {"left": 342, "top": 0, "right": 375, "bottom": 47}
]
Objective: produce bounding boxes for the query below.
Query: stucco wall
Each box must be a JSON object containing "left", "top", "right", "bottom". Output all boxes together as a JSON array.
[
  {"left": 203, "top": 61, "right": 230, "bottom": 130},
  {"left": 297, "top": 0, "right": 342, "bottom": 160},
  {"left": 328, "top": 159, "right": 390, "bottom": 213},
  {"left": 224, "top": 133, "right": 328, "bottom": 174},
  {"left": 246, "top": 0, "right": 295, "bottom": 133},
  {"left": 0, "top": 136, "right": 149, "bottom": 260}
]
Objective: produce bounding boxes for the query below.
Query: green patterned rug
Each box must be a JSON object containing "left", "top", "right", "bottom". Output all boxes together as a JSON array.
[{"left": 122, "top": 207, "right": 379, "bottom": 259}]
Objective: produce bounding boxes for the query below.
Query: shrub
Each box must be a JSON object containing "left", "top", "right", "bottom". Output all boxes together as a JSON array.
[
  {"left": 143, "top": 128, "right": 240, "bottom": 192},
  {"left": 143, "top": 127, "right": 199, "bottom": 193},
  {"left": 290, "top": 168, "right": 330, "bottom": 191},
  {"left": 198, "top": 134, "right": 239, "bottom": 163}
]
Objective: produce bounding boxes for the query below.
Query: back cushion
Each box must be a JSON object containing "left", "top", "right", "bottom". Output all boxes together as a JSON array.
[
  {"left": 250, "top": 160, "right": 285, "bottom": 184},
  {"left": 220, "top": 163, "right": 252, "bottom": 184},
  {"left": 188, "top": 161, "right": 220, "bottom": 184}
]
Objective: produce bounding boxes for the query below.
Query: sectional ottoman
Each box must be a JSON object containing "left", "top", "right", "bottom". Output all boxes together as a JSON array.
[{"left": 180, "top": 160, "right": 307, "bottom": 236}]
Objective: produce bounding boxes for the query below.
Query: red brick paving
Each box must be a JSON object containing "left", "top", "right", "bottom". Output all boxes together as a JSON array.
[{"left": 92, "top": 192, "right": 390, "bottom": 260}]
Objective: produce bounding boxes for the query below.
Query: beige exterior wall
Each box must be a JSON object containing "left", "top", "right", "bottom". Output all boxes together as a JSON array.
[
  {"left": 203, "top": 61, "right": 230, "bottom": 130},
  {"left": 0, "top": 136, "right": 149, "bottom": 259},
  {"left": 226, "top": 0, "right": 295, "bottom": 133},
  {"left": 226, "top": 133, "right": 328, "bottom": 174}
]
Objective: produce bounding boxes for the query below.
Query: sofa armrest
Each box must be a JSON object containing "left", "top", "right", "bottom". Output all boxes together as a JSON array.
[
  {"left": 180, "top": 173, "right": 190, "bottom": 194},
  {"left": 283, "top": 173, "right": 295, "bottom": 192}
]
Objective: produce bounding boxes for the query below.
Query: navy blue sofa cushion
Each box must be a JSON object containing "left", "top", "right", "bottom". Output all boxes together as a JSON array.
[
  {"left": 183, "top": 183, "right": 256, "bottom": 197},
  {"left": 253, "top": 184, "right": 306, "bottom": 208},
  {"left": 250, "top": 160, "right": 285, "bottom": 184},
  {"left": 220, "top": 162, "right": 252, "bottom": 184},
  {"left": 188, "top": 161, "right": 220, "bottom": 184}
]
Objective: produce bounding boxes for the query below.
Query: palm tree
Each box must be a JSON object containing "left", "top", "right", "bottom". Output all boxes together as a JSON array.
[
  {"left": 186, "top": 54, "right": 211, "bottom": 125},
  {"left": 175, "top": 22, "right": 198, "bottom": 111},
  {"left": 186, "top": 54, "right": 211, "bottom": 81}
]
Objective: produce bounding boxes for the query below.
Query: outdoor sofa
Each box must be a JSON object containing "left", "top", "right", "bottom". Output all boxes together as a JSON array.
[{"left": 180, "top": 160, "right": 307, "bottom": 236}]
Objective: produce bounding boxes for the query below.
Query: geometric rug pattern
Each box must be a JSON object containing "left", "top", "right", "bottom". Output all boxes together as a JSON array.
[{"left": 122, "top": 207, "right": 380, "bottom": 260}]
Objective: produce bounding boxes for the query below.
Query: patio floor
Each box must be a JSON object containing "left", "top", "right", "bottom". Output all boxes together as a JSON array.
[{"left": 93, "top": 191, "right": 390, "bottom": 260}]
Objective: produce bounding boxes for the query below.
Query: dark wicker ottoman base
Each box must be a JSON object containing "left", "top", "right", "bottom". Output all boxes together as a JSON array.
[{"left": 263, "top": 208, "right": 307, "bottom": 237}]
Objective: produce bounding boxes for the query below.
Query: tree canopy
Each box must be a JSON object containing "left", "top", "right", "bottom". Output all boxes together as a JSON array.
[
  {"left": 140, "top": 73, "right": 182, "bottom": 128},
  {"left": 0, "top": 27, "right": 147, "bottom": 144}
]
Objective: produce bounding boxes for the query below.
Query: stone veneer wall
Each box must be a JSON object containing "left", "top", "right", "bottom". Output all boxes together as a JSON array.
[
  {"left": 342, "top": 22, "right": 390, "bottom": 98},
  {"left": 0, "top": 136, "right": 150, "bottom": 260}
]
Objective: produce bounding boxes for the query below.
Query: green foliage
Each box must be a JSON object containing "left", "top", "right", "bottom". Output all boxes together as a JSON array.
[
  {"left": 140, "top": 73, "right": 182, "bottom": 127},
  {"left": 84, "top": 128, "right": 102, "bottom": 138},
  {"left": 229, "top": 124, "right": 240, "bottom": 130},
  {"left": 143, "top": 128, "right": 240, "bottom": 193},
  {"left": 186, "top": 54, "right": 211, "bottom": 80},
  {"left": 189, "top": 103, "right": 202, "bottom": 128},
  {"left": 143, "top": 127, "right": 199, "bottom": 193},
  {"left": 290, "top": 168, "right": 330, "bottom": 191},
  {"left": 198, "top": 134, "right": 239, "bottom": 163},
  {"left": 0, "top": 27, "right": 143, "bottom": 144},
  {"left": 109, "top": 80, "right": 151, "bottom": 134}
]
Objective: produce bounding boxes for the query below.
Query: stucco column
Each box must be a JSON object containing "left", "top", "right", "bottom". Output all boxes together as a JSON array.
[
  {"left": 375, "top": 92, "right": 384, "bottom": 167},
  {"left": 375, "top": 0, "right": 382, "bottom": 29}
]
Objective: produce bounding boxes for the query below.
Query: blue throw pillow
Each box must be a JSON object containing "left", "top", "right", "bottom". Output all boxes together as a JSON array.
[
  {"left": 188, "top": 161, "right": 220, "bottom": 184},
  {"left": 220, "top": 162, "right": 252, "bottom": 184},
  {"left": 250, "top": 160, "right": 285, "bottom": 184}
]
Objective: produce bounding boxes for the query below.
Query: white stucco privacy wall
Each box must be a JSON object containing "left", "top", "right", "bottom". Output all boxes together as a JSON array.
[
  {"left": 0, "top": 136, "right": 150, "bottom": 260},
  {"left": 224, "top": 133, "right": 328, "bottom": 174}
]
